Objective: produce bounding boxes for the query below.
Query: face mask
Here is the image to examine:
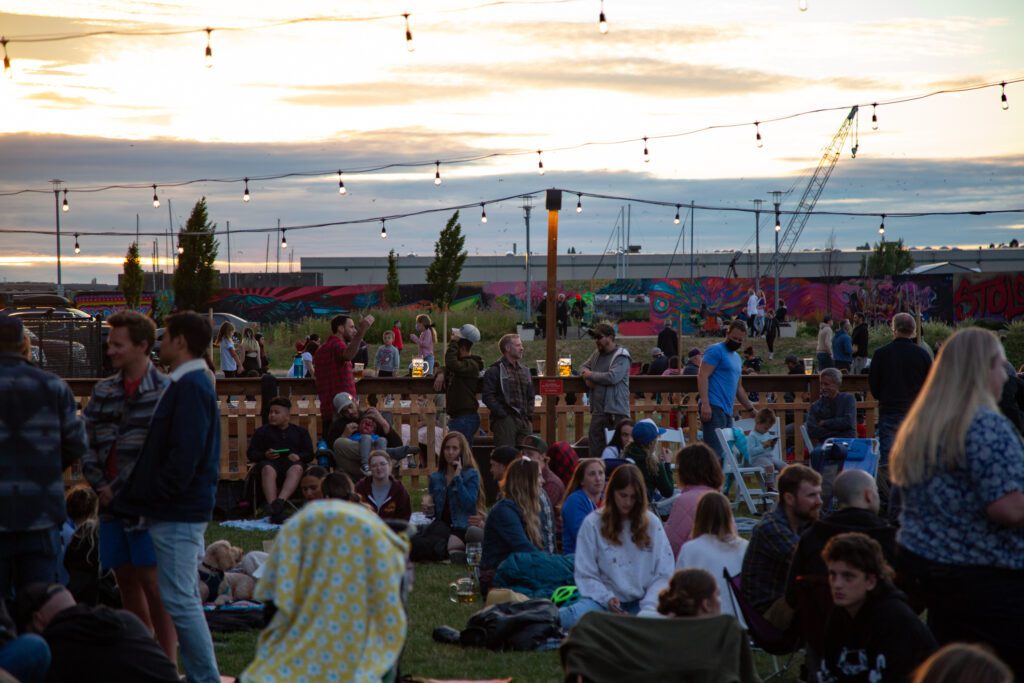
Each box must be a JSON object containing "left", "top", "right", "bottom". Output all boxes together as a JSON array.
[{"left": 725, "top": 339, "right": 742, "bottom": 352}]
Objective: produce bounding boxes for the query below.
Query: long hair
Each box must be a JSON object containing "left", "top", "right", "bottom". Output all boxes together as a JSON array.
[
  {"left": 501, "top": 458, "right": 543, "bottom": 548},
  {"left": 416, "top": 314, "right": 437, "bottom": 343},
  {"left": 240, "top": 327, "right": 260, "bottom": 353},
  {"left": 690, "top": 491, "right": 737, "bottom": 542},
  {"left": 600, "top": 464, "right": 651, "bottom": 548},
  {"left": 561, "top": 458, "right": 604, "bottom": 506},
  {"left": 890, "top": 328, "right": 1002, "bottom": 487},
  {"left": 214, "top": 321, "right": 234, "bottom": 346},
  {"left": 437, "top": 431, "right": 486, "bottom": 513},
  {"left": 608, "top": 418, "right": 634, "bottom": 450}
]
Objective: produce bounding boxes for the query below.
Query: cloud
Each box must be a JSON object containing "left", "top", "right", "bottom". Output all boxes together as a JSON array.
[
  {"left": 282, "top": 82, "right": 469, "bottom": 107},
  {"left": 24, "top": 91, "right": 93, "bottom": 107}
]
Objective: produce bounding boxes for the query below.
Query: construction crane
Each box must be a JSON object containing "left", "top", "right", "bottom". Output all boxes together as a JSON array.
[{"left": 769, "top": 106, "right": 858, "bottom": 290}]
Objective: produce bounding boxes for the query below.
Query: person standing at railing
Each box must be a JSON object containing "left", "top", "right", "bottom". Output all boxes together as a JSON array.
[
  {"left": 439, "top": 324, "right": 483, "bottom": 446},
  {"left": 581, "top": 323, "right": 632, "bottom": 457},
  {"left": 816, "top": 316, "right": 835, "bottom": 371},
  {"left": 482, "top": 333, "right": 534, "bottom": 450},
  {"left": 698, "top": 320, "right": 756, "bottom": 460},
  {"left": 313, "top": 313, "right": 374, "bottom": 434}
]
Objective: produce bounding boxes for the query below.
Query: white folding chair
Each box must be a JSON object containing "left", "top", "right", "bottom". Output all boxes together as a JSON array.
[
  {"left": 800, "top": 424, "right": 815, "bottom": 459},
  {"left": 716, "top": 427, "right": 778, "bottom": 515}
]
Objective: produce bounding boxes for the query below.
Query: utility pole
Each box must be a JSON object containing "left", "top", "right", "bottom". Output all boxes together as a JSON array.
[
  {"left": 544, "top": 190, "right": 562, "bottom": 442},
  {"left": 49, "top": 180, "right": 64, "bottom": 297},
  {"left": 751, "top": 199, "right": 764, "bottom": 288},
  {"left": 689, "top": 200, "right": 695, "bottom": 280},
  {"left": 226, "top": 220, "right": 232, "bottom": 289},
  {"left": 166, "top": 199, "right": 175, "bottom": 271},
  {"left": 770, "top": 191, "right": 784, "bottom": 308},
  {"left": 522, "top": 196, "right": 533, "bottom": 320},
  {"left": 275, "top": 218, "right": 281, "bottom": 284}
]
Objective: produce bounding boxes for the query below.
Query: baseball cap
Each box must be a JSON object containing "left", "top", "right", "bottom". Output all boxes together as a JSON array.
[
  {"left": 652, "top": 347, "right": 664, "bottom": 357},
  {"left": 587, "top": 323, "right": 616, "bottom": 340},
  {"left": 687, "top": 347, "right": 702, "bottom": 358},
  {"left": 520, "top": 434, "right": 548, "bottom": 454},
  {"left": 458, "top": 324, "right": 481, "bottom": 344},
  {"left": 631, "top": 418, "right": 666, "bottom": 447},
  {"left": 0, "top": 316, "right": 25, "bottom": 347},
  {"left": 490, "top": 446, "right": 519, "bottom": 466},
  {"left": 332, "top": 392, "right": 355, "bottom": 413}
]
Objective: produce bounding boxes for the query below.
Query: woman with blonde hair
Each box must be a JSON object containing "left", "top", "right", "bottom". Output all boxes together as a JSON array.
[
  {"left": 676, "top": 491, "right": 748, "bottom": 626},
  {"left": 890, "top": 327, "right": 1024, "bottom": 674},
  {"left": 480, "top": 458, "right": 546, "bottom": 592},
  {"left": 912, "top": 643, "right": 1013, "bottom": 683},
  {"left": 410, "top": 313, "right": 437, "bottom": 373},
  {"left": 560, "top": 464, "right": 674, "bottom": 629},
  {"left": 214, "top": 321, "right": 241, "bottom": 377},
  {"left": 239, "top": 327, "right": 261, "bottom": 374},
  {"left": 560, "top": 458, "right": 605, "bottom": 554},
  {"left": 427, "top": 431, "right": 485, "bottom": 555}
]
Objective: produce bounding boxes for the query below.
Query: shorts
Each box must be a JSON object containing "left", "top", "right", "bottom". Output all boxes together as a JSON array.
[
  {"left": 99, "top": 518, "right": 157, "bottom": 571},
  {"left": 258, "top": 457, "right": 305, "bottom": 481}
]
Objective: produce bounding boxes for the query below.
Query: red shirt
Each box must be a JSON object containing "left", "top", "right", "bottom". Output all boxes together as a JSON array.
[
  {"left": 314, "top": 335, "right": 355, "bottom": 412},
  {"left": 392, "top": 326, "right": 404, "bottom": 352}
]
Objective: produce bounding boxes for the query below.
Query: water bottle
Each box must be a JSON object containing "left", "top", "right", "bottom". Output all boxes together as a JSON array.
[{"left": 316, "top": 439, "right": 331, "bottom": 468}]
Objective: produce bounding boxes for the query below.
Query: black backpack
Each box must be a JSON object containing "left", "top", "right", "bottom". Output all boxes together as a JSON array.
[{"left": 460, "top": 599, "right": 563, "bottom": 651}]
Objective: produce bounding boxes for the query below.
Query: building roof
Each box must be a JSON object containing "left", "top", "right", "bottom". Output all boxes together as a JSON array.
[{"left": 906, "top": 261, "right": 981, "bottom": 275}]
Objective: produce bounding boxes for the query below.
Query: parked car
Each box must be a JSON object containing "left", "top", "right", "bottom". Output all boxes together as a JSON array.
[
  {"left": 0, "top": 295, "right": 110, "bottom": 376},
  {"left": 153, "top": 312, "right": 253, "bottom": 355}
]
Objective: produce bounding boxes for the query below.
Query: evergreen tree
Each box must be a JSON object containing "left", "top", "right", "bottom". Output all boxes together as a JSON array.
[
  {"left": 863, "top": 238, "right": 914, "bottom": 277},
  {"left": 121, "top": 242, "right": 144, "bottom": 309},
  {"left": 173, "top": 198, "right": 219, "bottom": 311},
  {"left": 425, "top": 211, "right": 467, "bottom": 345},
  {"left": 384, "top": 249, "right": 401, "bottom": 307}
]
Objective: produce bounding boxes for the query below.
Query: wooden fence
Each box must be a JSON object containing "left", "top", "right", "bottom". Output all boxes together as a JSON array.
[{"left": 64, "top": 374, "right": 876, "bottom": 489}]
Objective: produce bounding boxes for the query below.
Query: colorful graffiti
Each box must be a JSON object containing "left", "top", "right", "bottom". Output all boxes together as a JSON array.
[
  {"left": 953, "top": 273, "right": 1024, "bottom": 321},
  {"left": 75, "top": 292, "right": 153, "bottom": 318}
]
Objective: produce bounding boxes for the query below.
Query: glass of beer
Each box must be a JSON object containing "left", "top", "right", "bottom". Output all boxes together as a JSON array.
[
  {"left": 411, "top": 357, "right": 426, "bottom": 378},
  {"left": 449, "top": 577, "right": 476, "bottom": 604},
  {"left": 803, "top": 358, "right": 814, "bottom": 375},
  {"left": 558, "top": 357, "right": 572, "bottom": 377},
  {"left": 353, "top": 362, "right": 364, "bottom": 379}
]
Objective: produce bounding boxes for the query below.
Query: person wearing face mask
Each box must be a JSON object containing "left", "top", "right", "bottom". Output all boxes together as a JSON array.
[{"left": 697, "top": 320, "right": 756, "bottom": 460}]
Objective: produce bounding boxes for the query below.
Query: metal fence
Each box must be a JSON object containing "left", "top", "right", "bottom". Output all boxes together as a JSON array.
[{"left": 24, "top": 319, "right": 105, "bottom": 378}]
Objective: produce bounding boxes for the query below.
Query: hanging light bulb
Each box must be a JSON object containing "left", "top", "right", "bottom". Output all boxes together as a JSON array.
[
  {"left": 673, "top": 205, "right": 681, "bottom": 225},
  {"left": 152, "top": 184, "right": 160, "bottom": 208},
  {"left": 242, "top": 177, "right": 250, "bottom": 202},
  {"left": 755, "top": 122, "right": 763, "bottom": 148},
  {"left": 204, "top": 28, "right": 213, "bottom": 68},
  {"left": 480, "top": 204, "right": 488, "bottom": 224},
  {"left": 598, "top": 0, "right": 608, "bottom": 34},
  {"left": 337, "top": 171, "right": 347, "bottom": 195},
  {"left": 775, "top": 211, "right": 781, "bottom": 232},
  {"left": 871, "top": 103, "right": 878, "bottom": 130},
  {"left": 798, "top": 0, "right": 808, "bottom": 11},
  {"left": 177, "top": 241, "right": 184, "bottom": 255},
  {"left": 1001, "top": 82, "right": 1009, "bottom": 111},
  {"left": 380, "top": 220, "right": 387, "bottom": 239},
  {"left": 73, "top": 233, "right": 80, "bottom": 254},
  {"left": 536, "top": 150, "right": 544, "bottom": 175},
  {"left": 62, "top": 189, "right": 69, "bottom": 212},
  {"left": 576, "top": 194, "right": 583, "bottom": 214},
  {"left": 643, "top": 137, "right": 650, "bottom": 163},
  {"left": 280, "top": 230, "right": 288, "bottom": 250},
  {"left": 403, "top": 13, "right": 414, "bottom": 52},
  {"left": 1, "top": 37, "right": 11, "bottom": 80},
  {"left": 879, "top": 214, "right": 886, "bottom": 237},
  {"left": 434, "top": 161, "right": 442, "bottom": 186}
]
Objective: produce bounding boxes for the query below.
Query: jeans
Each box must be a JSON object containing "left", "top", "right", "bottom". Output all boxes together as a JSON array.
[
  {"left": 148, "top": 521, "right": 220, "bottom": 683},
  {"left": 0, "top": 527, "right": 60, "bottom": 600},
  {"left": 877, "top": 412, "right": 906, "bottom": 467},
  {"left": 701, "top": 405, "right": 734, "bottom": 460},
  {"left": 491, "top": 414, "right": 532, "bottom": 450},
  {"left": 0, "top": 634, "right": 50, "bottom": 683},
  {"left": 448, "top": 413, "right": 481, "bottom": 447},
  {"left": 816, "top": 353, "right": 834, "bottom": 371},
  {"left": 559, "top": 597, "right": 640, "bottom": 630}
]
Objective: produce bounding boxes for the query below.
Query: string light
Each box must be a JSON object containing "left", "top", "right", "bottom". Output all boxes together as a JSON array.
[
  {"left": 537, "top": 150, "right": 545, "bottom": 175},
  {"left": 151, "top": 185, "right": 160, "bottom": 208},
  {"left": 1002, "top": 82, "right": 1009, "bottom": 110},
  {"left": 879, "top": 214, "right": 886, "bottom": 237},
  {"left": 871, "top": 103, "right": 878, "bottom": 130},
  {"left": 403, "top": 13, "right": 414, "bottom": 52},
  {"left": 73, "top": 233, "right": 80, "bottom": 254},
  {"left": 62, "top": 189, "right": 69, "bottom": 212},
  {"left": 673, "top": 205, "right": 681, "bottom": 225},
  {"left": 434, "top": 160, "right": 442, "bottom": 186},
  {"left": 775, "top": 211, "right": 781, "bottom": 232},
  {"left": 242, "top": 177, "right": 250, "bottom": 202},
  {"left": 798, "top": 0, "right": 808, "bottom": 11},
  {"left": 755, "top": 122, "right": 763, "bottom": 148},
  {"left": 598, "top": 0, "right": 608, "bottom": 34},
  {"left": 642, "top": 137, "right": 650, "bottom": 163},
  {"left": 204, "top": 28, "right": 213, "bottom": 68},
  {"left": 576, "top": 194, "right": 583, "bottom": 214},
  {"left": 280, "top": 229, "right": 287, "bottom": 249},
  {"left": 380, "top": 219, "right": 387, "bottom": 239},
  {"left": 480, "top": 204, "right": 488, "bottom": 223},
  {"left": 1, "top": 37, "right": 10, "bottom": 80},
  {"left": 337, "top": 171, "right": 347, "bottom": 195}
]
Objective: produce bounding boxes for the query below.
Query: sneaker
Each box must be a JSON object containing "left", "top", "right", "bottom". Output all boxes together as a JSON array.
[{"left": 269, "top": 499, "right": 288, "bottom": 525}]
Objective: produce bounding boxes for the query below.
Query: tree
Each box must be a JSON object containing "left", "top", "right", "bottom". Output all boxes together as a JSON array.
[
  {"left": 173, "top": 198, "right": 219, "bottom": 311},
  {"left": 860, "top": 238, "right": 914, "bottom": 277},
  {"left": 384, "top": 249, "right": 401, "bottom": 307},
  {"left": 121, "top": 242, "right": 144, "bottom": 310},
  {"left": 425, "top": 211, "right": 467, "bottom": 345}
]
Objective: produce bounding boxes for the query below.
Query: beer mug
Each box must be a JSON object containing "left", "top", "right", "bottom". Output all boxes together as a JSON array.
[
  {"left": 449, "top": 577, "right": 476, "bottom": 604},
  {"left": 353, "top": 362, "right": 364, "bottom": 379},
  {"left": 411, "top": 357, "right": 426, "bottom": 378},
  {"left": 558, "top": 357, "right": 572, "bottom": 377},
  {"left": 536, "top": 360, "right": 547, "bottom": 376}
]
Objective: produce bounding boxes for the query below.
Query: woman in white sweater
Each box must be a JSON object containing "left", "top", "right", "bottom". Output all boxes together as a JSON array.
[
  {"left": 559, "top": 464, "right": 674, "bottom": 630},
  {"left": 676, "top": 491, "right": 749, "bottom": 627}
]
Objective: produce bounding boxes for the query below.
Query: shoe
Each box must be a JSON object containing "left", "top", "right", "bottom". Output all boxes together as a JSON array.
[
  {"left": 269, "top": 499, "right": 288, "bottom": 525},
  {"left": 432, "top": 626, "right": 462, "bottom": 644}
]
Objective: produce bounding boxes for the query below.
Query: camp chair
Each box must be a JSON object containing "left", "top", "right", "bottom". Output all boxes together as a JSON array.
[
  {"left": 722, "top": 568, "right": 800, "bottom": 681},
  {"left": 824, "top": 437, "right": 880, "bottom": 478},
  {"left": 716, "top": 427, "right": 777, "bottom": 515}
]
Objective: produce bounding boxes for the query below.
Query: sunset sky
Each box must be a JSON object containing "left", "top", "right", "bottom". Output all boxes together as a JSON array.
[{"left": 0, "top": 0, "right": 1022, "bottom": 284}]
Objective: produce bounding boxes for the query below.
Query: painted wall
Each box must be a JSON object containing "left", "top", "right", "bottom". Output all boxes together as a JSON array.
[
  {"left": 74, "top": 292, "right": 154, "bottom": 318},
  {"left": 953, "top": 273, "right": 1024, "bottom": 322}
]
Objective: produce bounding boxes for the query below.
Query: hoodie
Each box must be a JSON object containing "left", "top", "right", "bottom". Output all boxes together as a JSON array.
[
  {"left": 581, "top": 345, "right": 632, "bottom": 416},
  {"left": 42, "top": 604, "right": 180, "bottom": 683}
]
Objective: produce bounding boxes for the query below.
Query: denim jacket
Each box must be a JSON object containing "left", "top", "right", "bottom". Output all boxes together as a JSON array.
[{"left": 428, "top": 468, "right": 480, "bottom": 530}]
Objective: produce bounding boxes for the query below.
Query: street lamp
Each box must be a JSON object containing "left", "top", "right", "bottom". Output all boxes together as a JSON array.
[
  {"left": 769, "top": 191, "right": 784, "bottom": 310},
  {"left": 751, "top": 199, "right": 764, "bottom": 288},
  {"left": 50, "top": 179, "right": 65, "bottom": 297}
]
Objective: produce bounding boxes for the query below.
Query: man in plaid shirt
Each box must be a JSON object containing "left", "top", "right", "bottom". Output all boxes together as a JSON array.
[
  {"left": 314, "top": 313, "right": 374, "bottom": 431},
  {"left": 482, "top": 333, "right": 534, "bottom": 450},
  {"left": 741, "top": 464, "right": 822, "bottom": 629}
]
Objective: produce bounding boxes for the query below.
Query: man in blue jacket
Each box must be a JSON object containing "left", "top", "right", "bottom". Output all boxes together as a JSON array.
[
  {"left": 114, "top": 311, "right": 221, "bottom": 683},
  {"left": 0, "top": 316, "right": 87, "bottom": 601}
]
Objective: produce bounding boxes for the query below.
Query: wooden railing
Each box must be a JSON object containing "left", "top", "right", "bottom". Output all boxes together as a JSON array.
[{"left": 64, "top": 375, "right": 876, "bottom": 488}]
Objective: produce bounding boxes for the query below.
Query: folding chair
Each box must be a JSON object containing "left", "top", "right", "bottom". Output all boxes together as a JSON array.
[
  {"left": 723, "top": 568, "right": 801, "bottom": 681},
  {"left": 800, "top": 424, "right": 815, "bottom": 461},
  {"left": 716, "top": 427, "right": 778, "bottom": 515},
  {"left": 824, "top": 437, "right": 880, "bottom": 477}
]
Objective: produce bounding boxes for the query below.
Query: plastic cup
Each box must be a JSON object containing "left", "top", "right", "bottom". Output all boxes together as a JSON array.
[{"left": 536, "top": 360, "right": 547, "bottom": 376}]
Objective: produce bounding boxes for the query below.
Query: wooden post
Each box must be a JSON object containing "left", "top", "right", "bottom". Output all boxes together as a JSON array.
[{"left": 545, "top": 190, "right": 562, "bottom": 442}]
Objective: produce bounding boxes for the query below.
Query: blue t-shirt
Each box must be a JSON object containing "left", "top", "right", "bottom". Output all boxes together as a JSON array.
[
  {"left": 703, "top": 342, "right": 742, "bottom": 412},
  {"left": 897, "top": 408, "right": 1024, "bottom": 569}
]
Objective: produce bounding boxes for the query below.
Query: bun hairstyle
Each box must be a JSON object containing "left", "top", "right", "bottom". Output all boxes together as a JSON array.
[{"left": 657, "top": 568, "right": 717, "bottom": 617}]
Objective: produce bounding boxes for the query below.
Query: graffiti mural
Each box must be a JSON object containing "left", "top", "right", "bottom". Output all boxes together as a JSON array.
[
  {"left": 75, "top": 292, "right": 154, "bottom": 318},
  {"left": 953, "top": 273, "right": 1024, "bottom": 321}
]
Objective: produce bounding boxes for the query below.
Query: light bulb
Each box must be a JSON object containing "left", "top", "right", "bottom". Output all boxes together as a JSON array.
[
  {"left": 62, "top": 189, "right": 69, "bottom": 213},
  {"left": 798, "top": 0, "right": 808, "bottom": 11},
  {"left": 598, "top": 1, "right": 608, "bottom": 34},
  {"left": 380, "top": 221, "right": 387, "bottom": 239},
  {"left": 403, "top": 14, "right": 414, "bottom": 52},
  {"left": 480, "top": 204, "right": 488, "bottom": 224},
  {"left": 1, "top": 38, "right": 10, "bottom": 80},
  {"left": 74, "top": 233, "right": 80, "bottom": 254},
  {"left": 879, "top": 215, "right": 886, "bottom": 237},
  {"left": 871, "top": 103, "right": 878, "bottom": 130},
  {"left": 643, "top": 137, "right": 650, "bottom": 163},
  {"left": 576, "top": 194, "right": 583, "bottom": 214},
  {"left": 1002, "top": 82, "right": 1009, "bottom": 111},
  {"left": 242, "top": 178, "right": 250, "bottom": 202},
  {"left": 673, "top": 206, "right": 680, "bottom": 225},
  {"left": 337, "top": 171, "right": 347, "bottom": 195},
  {"left": 775, "top": 216, "right": 781, "bottom": 232},
  {"left": 755, "top": 122, "right": 763, "bottom": 149},
  {"left": 281, "top": 231, "right": 287, "bottom": 250},
  {"left": 434, "top": 161, "right": 442, "bottom": 186},
  {"left": 204, "top": 28, "right": 213, "bottom": 68},
  {"left": 537, "top": 150, "right": 544, "bottom": 175},
  {"left": 152, "top": 184, "right": 160, "bottom": 208},
  {"left": 177, "top": 243, "right": 184, "bottom": 255}
]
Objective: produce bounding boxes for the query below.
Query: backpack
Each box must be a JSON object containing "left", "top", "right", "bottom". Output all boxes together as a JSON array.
[{"left": 459, "top": 599, "right": 563, "bottom": 651}]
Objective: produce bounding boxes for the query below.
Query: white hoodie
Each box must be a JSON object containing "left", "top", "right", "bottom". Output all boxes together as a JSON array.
[{"left": 573, "top": 509, "right": 675, "bottom": 614}]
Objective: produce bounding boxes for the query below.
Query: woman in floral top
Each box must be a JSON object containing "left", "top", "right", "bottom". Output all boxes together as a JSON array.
[{"left": 890, "top": 327, "right": 1024, "bottom": 675}]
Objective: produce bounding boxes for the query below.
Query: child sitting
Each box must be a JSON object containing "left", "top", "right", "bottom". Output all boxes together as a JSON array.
[{"left": 746, "top": 408, "right": 785, "bottom": 490}]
